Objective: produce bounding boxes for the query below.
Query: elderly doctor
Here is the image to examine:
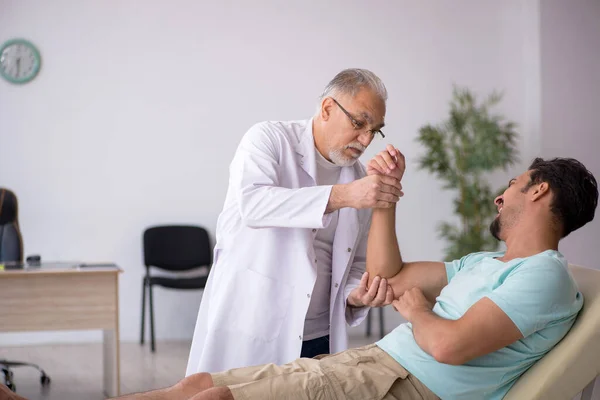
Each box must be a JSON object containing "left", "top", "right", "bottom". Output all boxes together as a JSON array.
[{"left": 186, "top": 68, "right": 403, "bottom": 375}]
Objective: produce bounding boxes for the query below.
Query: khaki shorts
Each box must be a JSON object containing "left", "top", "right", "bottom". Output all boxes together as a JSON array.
[{"left": 211, "top": 344, "right": 439, "bottom": 400}]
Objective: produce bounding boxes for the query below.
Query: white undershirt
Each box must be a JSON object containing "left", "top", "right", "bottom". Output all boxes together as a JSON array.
[{"left": 303, "top": 149, "right": 342, "bottom": 340}]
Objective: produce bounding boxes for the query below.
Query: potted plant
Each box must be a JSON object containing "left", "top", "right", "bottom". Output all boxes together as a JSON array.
[{"left": 416, "top": 86, "right": 519, "bottom": 260}]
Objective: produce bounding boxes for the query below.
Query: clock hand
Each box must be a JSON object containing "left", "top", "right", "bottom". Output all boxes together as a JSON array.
[{"left": 16, "top": 57, "right": 21, "bottom": 77}]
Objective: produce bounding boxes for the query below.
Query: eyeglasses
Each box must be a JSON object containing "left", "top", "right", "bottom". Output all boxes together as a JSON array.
[{"left": 331, "top": 98, "right": 385, "bottom": 139}]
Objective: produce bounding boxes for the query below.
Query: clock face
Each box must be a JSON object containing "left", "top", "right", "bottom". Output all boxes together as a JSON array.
[{"left": 0, "top": 39, "right": 41, "bottom": 84}]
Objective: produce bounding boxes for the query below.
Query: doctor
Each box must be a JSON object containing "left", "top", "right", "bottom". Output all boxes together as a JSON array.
[{"left": 186, "top": 68, "right": 403, "bottom": 375}]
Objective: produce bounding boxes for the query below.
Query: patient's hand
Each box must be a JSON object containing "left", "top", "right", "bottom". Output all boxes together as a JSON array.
[
  {"left": 347, "top": 272, "right": 395, "bottom": 308},
  {"left": 392, "top": 287, "right": 433, "bottom": 322},
  {"left": 367, "top": 144, "right": 405, "bottom": 182}
]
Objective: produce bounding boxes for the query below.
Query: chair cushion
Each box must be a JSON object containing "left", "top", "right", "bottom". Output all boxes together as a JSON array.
[
  {"left": 144, "top": 225, "right": 212, "bottom": 271},
  {"left": 504, "top": 264, "right": 600, "bottom": 399},
  {"left": 148, "top": 275, "right": 208, "bottom": 290}
]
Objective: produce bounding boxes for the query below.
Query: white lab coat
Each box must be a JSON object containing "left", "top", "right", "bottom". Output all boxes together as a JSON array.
[{"left": 186, "top": 119, "right": 371, "bottom": 375}]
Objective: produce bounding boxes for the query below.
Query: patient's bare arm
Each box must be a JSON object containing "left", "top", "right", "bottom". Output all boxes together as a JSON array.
[
  {"left": 366, "top": 207, "right": 447, "bottom": 303},
  {"left": 393, "top": 288, "right": 523, "bottom": 365},
  {"left": 364, "top": 147, "right": 447, "bottom": 303},
  {"left": 366, "top": 207, "right": 402, "bottom": 281},
  {"left": 364, "top": 147, "right": 405, "bottom": 284},
  {"left": 365, "top": 191, "right": 447, "bottom": 304}
]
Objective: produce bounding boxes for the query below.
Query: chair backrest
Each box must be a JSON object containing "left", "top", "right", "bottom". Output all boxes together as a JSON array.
[
  {"left": 504, "top": 264, "right": 600, "bottom": 400},
  {"left": 143, "top": 225, "right": 212, "bottom": 271},
  {"left": 0, "top": 188, "right": 23, "bottom": 263}
]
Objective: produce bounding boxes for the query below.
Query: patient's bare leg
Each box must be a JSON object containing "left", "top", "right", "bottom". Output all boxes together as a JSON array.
[
  {"left": 111, "top": 372, "right": 215, "bottom": 400},
  {"left": 188, "top": 387, "right": 233, "bottom": 400},
  {"left": 173, "top": 373, "right": 216, "bottom": 398}
]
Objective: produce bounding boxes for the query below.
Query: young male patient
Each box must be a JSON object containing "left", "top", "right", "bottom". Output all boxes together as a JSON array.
[{"left": 3, "top": 151, "right": 592, "bottom": 400}]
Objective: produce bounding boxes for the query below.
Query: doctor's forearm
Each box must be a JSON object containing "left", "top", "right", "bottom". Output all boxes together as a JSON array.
[
  {"left": 366, "top": 208, "right": 403, "bottom": 283},
  {"left": 325, "top": 184, "right": 350, "bottom": 213}
]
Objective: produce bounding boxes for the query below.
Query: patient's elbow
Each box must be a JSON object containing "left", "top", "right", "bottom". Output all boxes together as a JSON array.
[
  {"left": 365, "top": 262, "right": 382, "bottom": 277},
  {"left": 366, "top": 261, "right": 404, "bottom": 280},
  {"left": 430, "top": 341, "right": 464, "bottom": 365}
]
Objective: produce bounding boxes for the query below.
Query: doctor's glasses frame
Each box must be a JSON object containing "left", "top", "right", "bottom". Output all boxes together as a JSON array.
[{"left": 331, "top": 97, "right": 386, "bottom": 139}]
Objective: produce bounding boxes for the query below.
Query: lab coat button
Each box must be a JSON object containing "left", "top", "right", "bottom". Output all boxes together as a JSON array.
[
  {"left": 335, "top": 283, "right": 339, "bottom": 288},
  {"left": 299, "top": 335, "right": 302, "bottom": 340},
  {"left": 307, "top": 293, "right": 310, "bottom": 298},
  {"left": 347, "top": 248, "right": 352, "bottom": 252}
]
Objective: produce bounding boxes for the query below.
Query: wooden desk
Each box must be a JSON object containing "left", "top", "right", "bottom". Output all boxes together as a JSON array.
[{"left": 0, "top": 263, "right": 122, "bottom": 397}]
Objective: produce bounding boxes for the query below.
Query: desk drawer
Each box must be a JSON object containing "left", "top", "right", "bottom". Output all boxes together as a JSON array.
[{"left": 0, "top": 272, "right": 118, "bottom": 332}]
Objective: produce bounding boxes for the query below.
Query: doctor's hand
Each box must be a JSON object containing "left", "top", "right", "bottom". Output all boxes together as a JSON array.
[
  {"left": 392, "top": 287, "right": 433, "bottom": 322},
  {"left": 347, "top": 272, "right": 395, "bottom": 308},
  {"left": 341, "top": 174, "right": 404, "bottom": 209},
  {"left": 367, "top": 144, "right": 406, "bottom": 182}
]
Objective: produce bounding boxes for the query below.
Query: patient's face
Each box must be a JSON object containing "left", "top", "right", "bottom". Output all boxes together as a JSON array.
[{"left": 490, "top": 171, "right": 530, "bottom": 240}]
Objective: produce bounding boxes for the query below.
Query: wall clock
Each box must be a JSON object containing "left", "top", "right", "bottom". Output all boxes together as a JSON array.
[{"left": 0, "top": 38, "right": 42, "bottom": 84}]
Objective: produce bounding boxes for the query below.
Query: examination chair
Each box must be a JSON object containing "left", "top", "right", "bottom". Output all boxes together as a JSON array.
[{"left": 504, "top": 264, "right": 600, "bottom": 400}]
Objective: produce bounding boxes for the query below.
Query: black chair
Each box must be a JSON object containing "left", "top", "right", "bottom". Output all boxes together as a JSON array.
[
  {"left": 140, "top": 225, "right": 212, "bottom": 352},
  {"left": 366, "top": 307, "right": 386, "bottom": 339},
  {"left": 0, "top": 188, "right": 51, "bottom": 393}
]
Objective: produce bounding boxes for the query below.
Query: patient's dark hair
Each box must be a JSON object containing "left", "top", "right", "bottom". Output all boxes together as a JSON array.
[{"left": 523, "top": 157, "right": 598, "bottom": 237}]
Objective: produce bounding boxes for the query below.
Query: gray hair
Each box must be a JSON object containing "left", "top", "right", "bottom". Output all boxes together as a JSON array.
[{"left": 317, "top": 68, "right": 388, "bottom": 110}]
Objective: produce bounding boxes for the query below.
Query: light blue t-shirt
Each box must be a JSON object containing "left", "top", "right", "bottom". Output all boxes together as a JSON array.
[{"left": 376, "top": 250, "right": 583, "bottom": 400}]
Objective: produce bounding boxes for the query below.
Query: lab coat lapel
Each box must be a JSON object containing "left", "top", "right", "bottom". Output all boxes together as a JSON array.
[{"left": 294, "top": 119, "right": 317, "bottom": 185}]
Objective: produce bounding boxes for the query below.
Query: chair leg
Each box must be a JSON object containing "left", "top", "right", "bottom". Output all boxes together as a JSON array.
[
  {"left": 149, "top": 284, "right": 156, "bottom": 352},
  {"left": 366, "top": 309, "right": 372, "bottom": 337},
  {"left": 140, "top": 278, "right": 146, "bottom": 345},
  {"left": 379, "top": 307, "right": 385, "bottom": 339}
]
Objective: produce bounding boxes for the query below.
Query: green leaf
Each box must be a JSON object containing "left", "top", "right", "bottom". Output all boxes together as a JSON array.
[{"left": 416, "top": 85, "right": 519, "bottom": 261}]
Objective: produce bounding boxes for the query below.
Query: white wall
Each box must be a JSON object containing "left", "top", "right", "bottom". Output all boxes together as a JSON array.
[
  {"left": 539, "top": 0, "right": 600, "bottom": 270},
  {"left": 0, "top": 0, "right": 540, "bottom": 345}
]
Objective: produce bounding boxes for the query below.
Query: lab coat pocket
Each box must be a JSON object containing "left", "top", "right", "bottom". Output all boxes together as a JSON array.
[{"left": 232, "top": 268, "right": 292, "bottom": 341}]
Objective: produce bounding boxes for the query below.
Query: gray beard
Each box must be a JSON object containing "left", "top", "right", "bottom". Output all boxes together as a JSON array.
[{"left": 329, "top": 148, "right": 360, "bottom": 167}]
